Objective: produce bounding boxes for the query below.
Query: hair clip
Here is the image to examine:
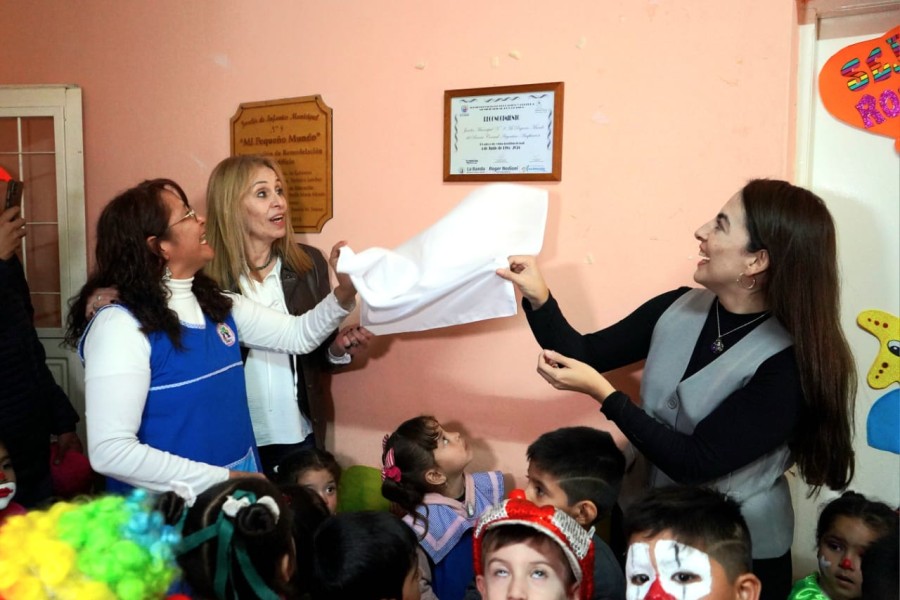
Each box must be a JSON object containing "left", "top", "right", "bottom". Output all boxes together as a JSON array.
[
  {"left": 382, "top": 433, "right": 390, "bottom": 452},
  {"left": 381, "top": 448, "right": 402, "bottom": 483},
  {"left": 222, "top": 493, "right": 280, "bottom": 522},
  {"left": 176, "top": 490, "right": 282, "bottom": 600}
]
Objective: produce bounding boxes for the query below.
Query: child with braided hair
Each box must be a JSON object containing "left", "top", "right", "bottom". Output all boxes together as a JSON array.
[
  {"left": 164, "top": 477, "right": 296, "bottom": 600},
  {"left": 381, "top": 415, "right": 505, "bottom": 600},
  {"left": 0, "top": 488, "right": 181, "bottom": 599}
]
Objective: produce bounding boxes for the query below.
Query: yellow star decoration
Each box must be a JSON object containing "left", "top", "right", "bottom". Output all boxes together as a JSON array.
[{"left": 857, "top": 309, "right": 900, "bottom": 389}]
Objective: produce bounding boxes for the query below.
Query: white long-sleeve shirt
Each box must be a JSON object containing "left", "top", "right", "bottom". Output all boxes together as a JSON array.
[{"left": 83, "top": 277, "right": 352, "bottom": 495}]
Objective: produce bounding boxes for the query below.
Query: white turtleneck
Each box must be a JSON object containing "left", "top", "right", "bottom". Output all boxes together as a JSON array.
[{"left": 82, "top": 277, "right": 352, "bottom": 495}]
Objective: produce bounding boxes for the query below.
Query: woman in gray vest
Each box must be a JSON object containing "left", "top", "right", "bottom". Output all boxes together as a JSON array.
[
  {"left": 497, "top": 179, "right": 856, "bottom": 600},
  {"left": 205, "top": 155, "right": 373, "bottom": 478}
]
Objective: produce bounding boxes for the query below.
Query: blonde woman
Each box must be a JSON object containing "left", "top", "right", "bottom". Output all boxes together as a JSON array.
[{"left": 205, "top": 155, "right": 372, "bottom": 477}]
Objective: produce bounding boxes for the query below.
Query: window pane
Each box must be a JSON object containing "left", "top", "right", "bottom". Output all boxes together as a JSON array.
[
  {"left": 32, "top": 292, "right": 62, "bottom": 329},
  {"left": 25, "top": 223, "right": 61, "bottom": 294},
  {"left": 0, "top": 157, "right": 20, "bottom": 179},
  {"left": 0, "top": 118, "right": 17, "bottom": 154},
  {"left": 21, "top": 117, "right": 55, "bottom": 154},
  {"left": 22, "top": 153, "right": 58, "bottom": 223}
]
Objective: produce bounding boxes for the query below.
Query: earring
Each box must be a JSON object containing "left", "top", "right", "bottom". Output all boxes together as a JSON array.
[
  {"left": 736, "top": 272, "right": 756, "bottom": 290},
  {"left": 162, "top": 266, "right": 172, "bottom": 281}
]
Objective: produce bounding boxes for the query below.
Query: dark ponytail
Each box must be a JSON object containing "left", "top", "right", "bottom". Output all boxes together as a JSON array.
[
  {"left": 175, "top": 477, "right": 295, "bottom": 600},
  {"left": 380, "top": 415, "right": 442, "bottom": 538}
]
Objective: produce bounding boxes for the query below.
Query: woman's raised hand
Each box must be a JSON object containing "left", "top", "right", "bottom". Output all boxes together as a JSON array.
[
  {"left": 329, "top": 241, "right": 357, "bottom": 310},
  {"left": 330, "top": 324, "right": 374, "bottom": 358},
  {"left": 536, "top": 349, "right": 616, "bottom": 404},
  {"left": 496, "top": 255, "right": 550, "bottom": 309}
]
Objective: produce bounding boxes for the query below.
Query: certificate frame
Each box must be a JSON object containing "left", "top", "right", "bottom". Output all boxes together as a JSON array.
[{"left": 443, "top": 81, "right": 563, "bottom": 182}]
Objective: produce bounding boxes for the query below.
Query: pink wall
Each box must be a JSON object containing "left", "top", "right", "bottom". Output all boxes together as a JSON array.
[{"left": 2, "top": 1, "right": 799, "bottom": 484}]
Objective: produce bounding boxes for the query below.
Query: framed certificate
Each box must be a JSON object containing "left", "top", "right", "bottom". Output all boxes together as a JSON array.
[{"left": 443, "top": 82, "right": 563, "bottom": 182}]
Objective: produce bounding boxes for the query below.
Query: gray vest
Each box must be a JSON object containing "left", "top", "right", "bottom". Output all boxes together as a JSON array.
[{"left": 641, "top": 289, "right": 795, "bottom": 558}]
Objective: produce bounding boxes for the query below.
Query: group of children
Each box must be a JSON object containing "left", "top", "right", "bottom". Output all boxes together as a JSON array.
[{"left": 0, "top": 420, "right": 897, "bottom": 600}]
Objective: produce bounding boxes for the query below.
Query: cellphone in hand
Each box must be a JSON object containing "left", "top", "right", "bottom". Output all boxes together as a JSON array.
[{"left": 3, "top": 179, "right": 23, "bottom": 210}]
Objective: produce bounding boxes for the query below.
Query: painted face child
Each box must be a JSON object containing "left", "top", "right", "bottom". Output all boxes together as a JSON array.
[
  {"left": 0, "top": 442, "right": 16, "bottom": 511},
  {"left": 626, "top": 530, "right": 755, "bottom": 600},
  {"left": 806, "top": 491, "right": 898, "bottom": 600},
  {"left": 816, "top": 514, "right": 879, "bottom": 600}
]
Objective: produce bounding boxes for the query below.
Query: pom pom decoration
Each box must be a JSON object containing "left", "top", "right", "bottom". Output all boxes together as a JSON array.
[{"left": 0, "top": 489, "right": 181, "bottom": 599}]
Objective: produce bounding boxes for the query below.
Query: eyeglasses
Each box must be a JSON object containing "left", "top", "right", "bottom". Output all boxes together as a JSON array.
[{"left": 165, "top": 208, "right": 197, "bottom": 231}]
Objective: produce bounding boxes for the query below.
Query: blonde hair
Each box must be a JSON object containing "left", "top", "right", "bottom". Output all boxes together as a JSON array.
[{"left": 205, "top": 155, "right": 313, "bottom": 293}]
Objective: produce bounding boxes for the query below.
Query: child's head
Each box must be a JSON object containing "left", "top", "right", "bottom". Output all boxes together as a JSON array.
[
  {"left": 310, "top": 510, "right": 421, "bottom": 600},
  {"left": 380, "top": 415, "right": 473, "bottom": 514},
  {"left": 861, "top": 526, "right": 899, "bottom": 600},
  {"left": 814, "top": 490, "right": 898, "bottom": 600},
  {"left": 623, "top": 486, "right": 760, "bottom": 600},
  {"left": 525, "top": 427, "right": 625, "bottom": 528},
  {"left": 280, "top": 484, "right": 332, "bottom": 596},
  {"left": 174, "top": 477, "right": 295, "bottom": 600},
  {"left": 0, "top": 489, "right": 180, "bottom": 598},
  {"left": 0, "top": 440, "right": 16, "bottom": 511},
  {"left": 474, "top": 490, "right": 594, "bottom": 600},
  {"left": 275, "top": 447, "right": 342, "bottom": 514}
]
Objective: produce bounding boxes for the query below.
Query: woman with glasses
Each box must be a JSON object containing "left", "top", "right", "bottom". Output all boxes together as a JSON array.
[
  {"left": 65, "top": 179, "right": 358, "bottom": 497},
  {"left": 204, "top": 155, "right": 372, "bottom": 478}
]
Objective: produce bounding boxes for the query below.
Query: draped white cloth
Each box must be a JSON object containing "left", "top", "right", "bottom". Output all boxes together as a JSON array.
[{"left": 336, "top": 184, "right": 548, "bottom": 335}]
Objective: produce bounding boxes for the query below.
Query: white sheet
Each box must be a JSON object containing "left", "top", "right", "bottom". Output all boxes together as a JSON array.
[{"left": 336, "top": 184, "right": 548, "bottom": 335}]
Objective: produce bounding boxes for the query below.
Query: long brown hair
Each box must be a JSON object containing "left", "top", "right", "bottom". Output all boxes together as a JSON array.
[
  {"left": 65, "top": 179, "right": 231, "bottom": 349},
  {"left": 205, "top": 155, "right": 313, "bottom": 293},
  {"left": 742, "top": 179, "right": 855, "bottom": 492}
]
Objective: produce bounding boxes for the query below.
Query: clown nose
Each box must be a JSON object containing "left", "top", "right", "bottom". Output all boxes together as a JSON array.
[
  {"left": 644, "top": 578, "right": 676, "bottom": 600},
  {"left": 839, "top": 557, "right": 853, "bottom": 570}
]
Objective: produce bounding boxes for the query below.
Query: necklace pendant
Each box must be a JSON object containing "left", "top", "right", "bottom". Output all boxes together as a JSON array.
[{"left": 710, "top": 338, "right": 725, "bottom": 354}]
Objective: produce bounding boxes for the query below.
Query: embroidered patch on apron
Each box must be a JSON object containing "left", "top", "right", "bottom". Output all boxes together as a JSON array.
[{"left": 216, "top": 322, "right": 236, "bottom": 346}]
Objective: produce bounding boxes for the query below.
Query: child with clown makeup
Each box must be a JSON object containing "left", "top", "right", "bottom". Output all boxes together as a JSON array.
[
  {"left": 0, "top": 439, "right": 26, "bottom": 527},
  {"left": 788, "top": 491, "right": 897, "bottom": 600},
  {"left": 623, "top": 486, "right": 761, "bottom": 600}
]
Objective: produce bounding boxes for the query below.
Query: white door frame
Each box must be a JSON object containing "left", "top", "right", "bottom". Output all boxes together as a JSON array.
[{"left": 0, "top": 85, "right": 88, "bottom": 440}]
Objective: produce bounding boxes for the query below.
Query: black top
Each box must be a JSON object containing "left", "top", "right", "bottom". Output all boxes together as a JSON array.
[
  {"left": 0, "top": 255, "right": 79, "bottom": 503},
  {"left": 524, "top": 288, "right": 804, "bottom": 484}
]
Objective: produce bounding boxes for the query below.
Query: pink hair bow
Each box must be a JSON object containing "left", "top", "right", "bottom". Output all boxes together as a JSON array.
[{"left": 381, "top": 447, "right": 402, "bottom": 483}]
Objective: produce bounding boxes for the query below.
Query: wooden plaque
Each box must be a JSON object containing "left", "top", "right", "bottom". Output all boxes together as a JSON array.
[{"left": 231, "top": 95, "right": 333, "bottom": 233}]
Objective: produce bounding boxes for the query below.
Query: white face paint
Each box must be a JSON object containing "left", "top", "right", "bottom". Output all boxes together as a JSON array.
[
  {"left": 625, "top": 542, "right": 655, "bottom": 599},
  {"left": 0, "top": 482, "right": 16, "bottom": 510},
  {"left": 654, "top": 539, "right": 712, "bottom": 600},
  {"left": 626, "top": 538, "right": 713, "bottom": 600}
]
